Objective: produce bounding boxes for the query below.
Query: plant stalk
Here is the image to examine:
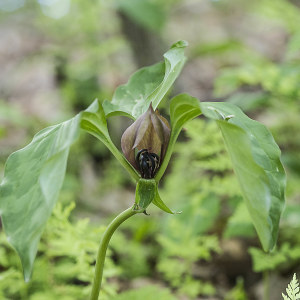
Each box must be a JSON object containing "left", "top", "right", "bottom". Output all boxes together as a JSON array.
[
  {"left": 104, "top": 139, "right": 140, "bottom": 182},
  {"left": 263, "top": 270, "right": 270, "bottom": 300},
  {"left": 90, "top": 206, "right": 138, "bottom": 300},
  {"left": 155, "top": 130, "right": 179, "bottom": 182}
]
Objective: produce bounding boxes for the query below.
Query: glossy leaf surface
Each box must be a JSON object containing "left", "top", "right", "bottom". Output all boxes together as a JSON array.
[
  {"left": 200, "top": 101, "right": 286, "bottom": 251},
  {"left": 0, "top": 114, "right": 81, "bottom": 280},
  {"left": 103, "top": 40, "right": 188, "bottom": 120}
]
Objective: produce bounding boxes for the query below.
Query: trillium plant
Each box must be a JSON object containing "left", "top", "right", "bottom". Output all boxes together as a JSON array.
[{"left": 0, "top": 41, "right": 286, "bottom": 300}]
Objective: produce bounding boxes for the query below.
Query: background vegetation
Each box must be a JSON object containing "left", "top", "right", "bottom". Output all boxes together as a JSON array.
[{"left": 0, "top": 0, "right": 299, "bottom": 299}]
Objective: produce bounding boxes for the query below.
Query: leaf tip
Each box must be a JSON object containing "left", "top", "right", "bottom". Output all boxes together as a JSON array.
[{"left": 171, "top": 40, "right": 188, "bottom": 49}]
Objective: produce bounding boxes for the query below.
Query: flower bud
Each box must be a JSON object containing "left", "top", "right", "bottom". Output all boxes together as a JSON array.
[{"left": 121, "top": 104, "right": 170, "bottom": 178}]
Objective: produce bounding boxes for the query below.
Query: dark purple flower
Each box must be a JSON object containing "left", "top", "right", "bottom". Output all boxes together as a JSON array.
[{"left": 121, "top": 104, "right": 170, "bottom": 178}]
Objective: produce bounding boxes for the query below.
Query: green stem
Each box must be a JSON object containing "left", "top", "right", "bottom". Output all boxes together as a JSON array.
[
  {"left": 155, "top": 130, "right": 179, "bottom": 182},
  {"left": 263, "top": 270, "right": 270, "bottom": 300},
  {"left": 90, "top": 207, "right": 138, "bottom": 300},
  {"left": 104, "top": 140, "right": 140, "bottom": 182}
]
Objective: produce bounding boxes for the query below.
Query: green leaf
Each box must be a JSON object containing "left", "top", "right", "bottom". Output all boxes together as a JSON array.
[
  {"left": 249, "top": 247, "right": 287, "bottom": 272},
  {"left": 155, "top": 93, "right": 202, "bottom": 181},
  {"left": 103, "top": 40, "right": 188, "bottom": 120},
  {"left": 200, "top": 102, "right": 286, "bottom": 251},
  {"left": 0, "top": 114, "right": 82, "bottom": 281},
  {"left": 81, "top": 99, "right": 140, "bottom": 181},
  {"left": 117, "top": 0, "right": 166, "bottom": 32},
  {"left": 153, "top": 189, "right": 177, "bottom": 214},
  {"left": 0, "top": 99, "right": 128, "bottom": 281},
  {"left": 80, "top": 99, "right": 111, "bottom": 145},
  {"left": 282, "top": 273, "right": 300, "bottom": 300},
  {"left": 134, "top": 179, "right": 157, "bottom": 211}
]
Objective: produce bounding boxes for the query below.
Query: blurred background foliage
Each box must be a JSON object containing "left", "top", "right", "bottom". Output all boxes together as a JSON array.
[{"left": 0, "top": 0, "right": 300, "bottom": 299}]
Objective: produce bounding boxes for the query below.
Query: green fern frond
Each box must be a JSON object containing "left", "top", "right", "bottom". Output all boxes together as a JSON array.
[{"left": 282, "top": 274, "right": 300, "bottom": 300}]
